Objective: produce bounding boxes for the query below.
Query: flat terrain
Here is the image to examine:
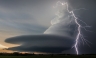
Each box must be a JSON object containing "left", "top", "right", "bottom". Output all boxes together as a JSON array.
[{"left": 0, "top": 55, "right": 96, "bottom": 58}]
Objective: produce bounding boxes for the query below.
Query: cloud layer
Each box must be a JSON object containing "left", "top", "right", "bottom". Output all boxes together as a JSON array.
[
  {"left": 5, "top": 2, "right": 76, "bottom": 53},
  {"left": 5, "top": 34, "right": 75, "bottom": 53}
]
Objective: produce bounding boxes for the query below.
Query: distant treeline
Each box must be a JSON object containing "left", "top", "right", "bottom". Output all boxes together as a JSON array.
[{"left": 0, "top": 52, "right": 95, "bottom": 56}]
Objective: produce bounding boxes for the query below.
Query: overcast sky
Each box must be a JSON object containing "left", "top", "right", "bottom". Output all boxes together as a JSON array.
[
  {"left": 0, "top": 0, "right": 59, "bottom": 46},
  {"left": 0, "top": 0, "right": 96, "bottom": 54}
]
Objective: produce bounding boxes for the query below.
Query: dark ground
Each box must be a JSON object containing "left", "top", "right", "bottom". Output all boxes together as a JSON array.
[{"left": 0, "top": 55, "right": 96, "bottom": 58}]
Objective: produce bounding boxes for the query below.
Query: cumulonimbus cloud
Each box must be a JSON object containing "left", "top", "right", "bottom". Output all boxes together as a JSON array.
[
  {"left": 5, "top": 2, "right": 76, "bottom": 53},
  {"left": 5, "top": 34, "right": 75, "bottom": 53}
]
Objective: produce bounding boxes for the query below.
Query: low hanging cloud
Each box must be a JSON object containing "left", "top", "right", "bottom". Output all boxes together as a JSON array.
[
  {"left": 5, "top": 2, "right": 76, "bottom": 53},
  {"left": 5, "top": 34, "right": 75, "bottom": 53}
]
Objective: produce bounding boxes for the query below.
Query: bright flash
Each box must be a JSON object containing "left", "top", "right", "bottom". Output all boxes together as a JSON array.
[{"left": 53, "top": 1, "right": 91, "bottom": 55}]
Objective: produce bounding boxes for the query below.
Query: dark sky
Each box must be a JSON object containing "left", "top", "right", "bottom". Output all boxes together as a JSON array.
[
  {"left": 68, "top": 0, "right": 96, "bottom": 54},
  {"left": 0, "top": 0, "right": 96, "bottom": 54}
]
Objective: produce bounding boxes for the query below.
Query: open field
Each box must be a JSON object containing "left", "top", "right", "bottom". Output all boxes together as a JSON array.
[{"left": 0, "top": 55, "right": 96, "bottom": 58}]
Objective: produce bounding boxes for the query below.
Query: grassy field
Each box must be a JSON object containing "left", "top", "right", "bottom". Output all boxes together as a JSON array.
[{"left": 0, "top": 55, "right": 96, "bottom": 58}]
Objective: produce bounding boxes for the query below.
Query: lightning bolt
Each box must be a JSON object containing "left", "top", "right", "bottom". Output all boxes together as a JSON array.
[{"left": 53, "top": 1, "right": 92, "bottom": 55}]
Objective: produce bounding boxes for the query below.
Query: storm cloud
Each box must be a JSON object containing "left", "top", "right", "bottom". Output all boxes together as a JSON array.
[
  {"left": 4, "top": 0, "right": 96, "bottom": 54},
  {"left": 5, "top": 2, "right": 76, "bottom": 53},
  {"left": 5, "top": 35, "right": 75, "bottom": 53}
]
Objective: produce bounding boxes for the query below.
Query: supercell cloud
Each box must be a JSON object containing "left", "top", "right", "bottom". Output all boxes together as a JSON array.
[
  {"left": 5, "top": 1, "right": 76, "bottom": 53},
  {"left": 5, "top": 35, "right": 74, "bottom": 53}
]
